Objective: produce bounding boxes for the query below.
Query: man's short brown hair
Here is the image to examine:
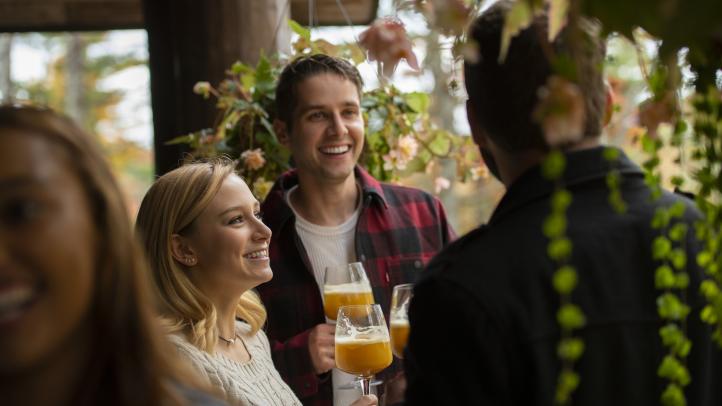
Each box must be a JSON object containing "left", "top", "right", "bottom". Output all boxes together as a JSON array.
[{"left": 275, "top": 54, "right": 364, "bottom": 129}]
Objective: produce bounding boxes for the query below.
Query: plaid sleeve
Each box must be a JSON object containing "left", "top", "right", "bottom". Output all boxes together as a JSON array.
[{"left": 269, "top": 328, "right": 321, "bottom": 398}]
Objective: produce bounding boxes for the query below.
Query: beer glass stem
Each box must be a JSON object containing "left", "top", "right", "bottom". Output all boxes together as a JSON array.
[{"left": 361, "top": 376, "right": 372, "bottom": 396}]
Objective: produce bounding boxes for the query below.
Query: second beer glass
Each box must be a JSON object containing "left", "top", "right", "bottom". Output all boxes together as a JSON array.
[
  {"left": 323, "top": 262, "right": 374, "bottom": 321},
  {"left": 390, "top": 283, "right": 413, "bottom": 359}
]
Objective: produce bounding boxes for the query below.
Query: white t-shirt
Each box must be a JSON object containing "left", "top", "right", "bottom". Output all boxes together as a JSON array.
[{"left": 287, "top": 186, "right": 375, "bottom": 406}]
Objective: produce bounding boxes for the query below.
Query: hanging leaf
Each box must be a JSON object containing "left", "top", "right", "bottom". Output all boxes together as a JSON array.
[
  {"left": 548, "top": 0, "right": 570, "bottom": 41},
  {"left": 288, "top": 19, "right": 311, "bottom": 41},
  {"left": 499, "top": 0, "right": 534, "bottom": 62}
]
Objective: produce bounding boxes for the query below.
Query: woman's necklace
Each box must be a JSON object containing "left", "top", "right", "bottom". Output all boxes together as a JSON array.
[{"left": 218, "top": 333, "right": 240, "bottom": 345}]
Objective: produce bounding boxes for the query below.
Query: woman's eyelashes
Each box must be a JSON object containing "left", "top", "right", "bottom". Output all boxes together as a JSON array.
[{"left": 227, "top": 211, "right": 262, "bottom": 225}]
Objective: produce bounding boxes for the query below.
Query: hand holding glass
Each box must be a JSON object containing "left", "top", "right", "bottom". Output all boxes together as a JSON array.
[
  {"left": 335, "top": 304, "right": 392, "bottom": 396},
  {"left": 323, "top": 262, "right": 374, "bottom": 321},
  {"left": 390, "top": 283, "right": 413, "bottom": 359}
]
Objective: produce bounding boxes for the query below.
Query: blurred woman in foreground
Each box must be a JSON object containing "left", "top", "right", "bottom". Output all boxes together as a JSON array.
[{"left": 0, "top": 105, "right": 223, "bottom": 406}]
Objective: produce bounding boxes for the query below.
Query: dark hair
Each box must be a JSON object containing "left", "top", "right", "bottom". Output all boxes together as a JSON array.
[
  {"left": 275, "top": 54, "right": 364, "bottom": 128},
  {"left": 0, "top": 105, "right": 203, "bottom": 405},
  {"left": 464, "top": 0, "right": 606, "bottom": 152}
]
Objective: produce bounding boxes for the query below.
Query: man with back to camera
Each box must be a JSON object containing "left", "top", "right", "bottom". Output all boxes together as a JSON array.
[
  {"left": 257, "top": 54, "right": 455, "bottom": 405},
  {"left": 404, "top": 1, "right": 722, "bottom": 404}
]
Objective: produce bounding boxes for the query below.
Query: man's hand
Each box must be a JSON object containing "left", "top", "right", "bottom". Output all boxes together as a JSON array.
[
  {"left": 383, "top": 371, "right": 407, "bottom": 406},
  {"left": 308, "top": 323, "right": 336, "bottom": 374},
  {"left": 350, "top": 395, "right": 378, "bottom": 406}
]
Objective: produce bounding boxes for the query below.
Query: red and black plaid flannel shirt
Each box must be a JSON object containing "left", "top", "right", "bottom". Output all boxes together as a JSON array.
[{"left": 258, "top": 166, "right": 456, "bottom": 405}]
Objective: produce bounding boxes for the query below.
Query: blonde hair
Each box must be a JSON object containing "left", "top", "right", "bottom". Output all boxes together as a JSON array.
[
  {"left": 0, "top": 105, "right": 204, "bottom": 405},
  {"left": 136, "top": 158, "right": 267, "bottom": 353}
]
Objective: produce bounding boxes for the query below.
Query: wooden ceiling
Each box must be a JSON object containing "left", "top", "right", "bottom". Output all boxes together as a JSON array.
[{"left": 0, "top": 0, "right": 377, "bottom": 32}]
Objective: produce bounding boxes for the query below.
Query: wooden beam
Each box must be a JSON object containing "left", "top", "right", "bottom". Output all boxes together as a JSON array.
[
  {"left": 291, "top": 0, "right": 378, "bottom": 26},
  {"left": 0, "top": 0, "right": 143, "bottom": 31},
  {"left": 144, "top": 0, "right": 291, "bottom": 176}
]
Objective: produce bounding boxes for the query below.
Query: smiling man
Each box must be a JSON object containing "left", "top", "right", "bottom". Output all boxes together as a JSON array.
[{"left": 257, "top": 54, "right": 455, "bottom": 406}]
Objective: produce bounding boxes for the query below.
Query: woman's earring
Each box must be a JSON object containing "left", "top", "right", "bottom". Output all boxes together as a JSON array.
[{"left": 185, "top": 257, "right": 196, "bottom": 266}]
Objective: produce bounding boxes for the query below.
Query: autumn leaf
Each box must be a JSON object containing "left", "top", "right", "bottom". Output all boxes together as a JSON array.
[
  {"left": 548, "top": 0, "right": 570, "bottom": 41},
  {"left": 499, "top": 0, "right": 534, "bottom": 62}
]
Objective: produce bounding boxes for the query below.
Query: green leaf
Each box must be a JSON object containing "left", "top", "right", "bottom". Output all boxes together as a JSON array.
[
  {"left": 548, "top": 237, "right": 572, "bottom": 261},
  {"left": 603, "top": 146, "right": 620, "bottom": 161},
  {"left": 288, "top": 19, "right": 311, "bottom": 41},
  {"left": 404, "top": 92, "right": 430, "bottom": 114},
  {"left": 699, "top": 280, "right": 720, "bottom": 300},
  {"left": 165, "top": 133, "right": 196, "bottom": 145},
  {"left": 551, "top": 189, "right": 573, "bottom": 211},
  {"left": 557, "top": 304, "right": 586, "bottom": 330},
  {"left": 668, "top": 202, "right": 687, "bottom": 219},
  {"left": 555, "top": 370, "right": 580, "bottom": 404},
  {"left": 700, "top": 305, "right": 718, "bottom": 324},
  {"left": 543, "top": 213, "right": 567, "bottom": 238},
  {"left": 553, "top": 266, "right": 578, "bottom": 294},
  {"left": 661, "top": 383, "right": 687, "bottom": 406},
  {"left": 669, "top": 249, "right": 687, "bottom": 270},
  {"left": 557, "top": 337, "right": 585, "bottom": 361},
  {"left": 668, "top": 223, "right": 688, "bottom": 241},
  {"left": 655, "top": 265, "right": 676, "bottom": 289},
  {"left": 499, "top": 0, "right": 534, "bottom": 62},
  {"left": 657, "top": 355, "right": 691, "bottom": 386},
  {"left": 548, "top": 0, "right": 570, "bottom": 41},
  {"left": 652, "top": 236, "right": 672, "bottom": 260},
  {"left": 542, "top": 150, "right": 566, "bottom": 180},
  {"left": 428, "top": 135, "right": 452, "bottom": 155},
  {"left": 657, "top": 293, "right": 691, "bottom": 321}
]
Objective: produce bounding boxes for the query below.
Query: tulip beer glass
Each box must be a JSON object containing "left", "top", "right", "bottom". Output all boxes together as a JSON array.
[
  {"left": 389, "top": 283, "right": 412, "bottom": 359},
  {"left": 335, "top": 304, "right": 392, "bottom": 396},
  {"left": 323, "top": 262, "right": 374, "bottom": 321}
]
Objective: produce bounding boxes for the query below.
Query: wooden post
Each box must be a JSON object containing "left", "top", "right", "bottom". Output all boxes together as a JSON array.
[{"left": 143, "top": 0, "right": 290, "bottom": 175}]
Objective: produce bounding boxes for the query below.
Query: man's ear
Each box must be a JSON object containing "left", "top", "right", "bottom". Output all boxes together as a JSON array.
[
  {"left": 170, "top": 234, "right": 198, "bottom": 267},
  {"left": 466, "top": 99, "right": 488, "bottom": 148},
  {"left": 603, "top": 81, "right": 614, "bottom": 127},
  {"left": 274, "top": 119, "right": 290, "bottom": 147}
]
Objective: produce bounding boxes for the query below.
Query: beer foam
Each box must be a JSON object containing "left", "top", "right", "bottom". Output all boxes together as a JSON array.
[
  {"left": 324, "top": 282, "right": 372, "bottom": 294},
  {"left": 390, "top": 318, "right": 409, "bottom": 327},
  {"left": 336, "top": 333, "right": 389, "bottom": 344}
]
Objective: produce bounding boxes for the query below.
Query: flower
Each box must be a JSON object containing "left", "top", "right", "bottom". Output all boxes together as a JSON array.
[
  {"left": 359, "top": 17, "right": 420, "bottom": 77},
  {"left": 241, "top": 148, "right": 266, "bottom": 171},
  {"left": 470, "top": 164, "right": 490, "bottom": 181},
  {"left": 434, "top": 176, "right": 451, "bottom": 194},
  {"left": 533, "top": 76, "right": 586, "bottom": 147},
  {"left": 252, "top": 177, "right": 274, "bottom": 201},
  {"left": 193, "top": 81, "right": 211, "bottom": 99},
  {"left": 382, "top": 150, "right": 408, "bottom": 171},
  {"left": 397, "top": 135, "right": 419, "bottom": 162}
]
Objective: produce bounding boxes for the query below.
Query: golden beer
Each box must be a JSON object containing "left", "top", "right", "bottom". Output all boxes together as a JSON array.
[
  {"left": 335, "top": 336, "right": 392, "bottom": 377},
  {"left": 390, "top": 319, "right": 410, "bottom": 358},
  {"left": 323, "top": 284, "right": 374, "bottom": 320}
]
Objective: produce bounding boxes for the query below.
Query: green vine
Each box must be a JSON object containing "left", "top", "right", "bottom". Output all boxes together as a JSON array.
[
  {"left": 543, "top": 150, "right": 586, "bottom": 405},
  {"left": 690, "top": 87, "right": 722, "bottom": 345}
]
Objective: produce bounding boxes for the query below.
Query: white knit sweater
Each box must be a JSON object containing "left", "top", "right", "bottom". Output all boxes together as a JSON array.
[{"left": 169, "top": 321, "right": 301, "bottom": 406}]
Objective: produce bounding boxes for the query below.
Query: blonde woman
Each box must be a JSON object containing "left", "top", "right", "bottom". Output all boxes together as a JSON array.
[{"left": 136, "top": 159, "right": 377, "bottom": 406}]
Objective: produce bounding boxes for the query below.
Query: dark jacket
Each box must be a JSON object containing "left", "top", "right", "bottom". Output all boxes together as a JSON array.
[
  {"left": 405, "top": 147, "right": 721, "bottom": 405},
  {"left": 259, "top": 166, "right": 455, "bottom": 405}
]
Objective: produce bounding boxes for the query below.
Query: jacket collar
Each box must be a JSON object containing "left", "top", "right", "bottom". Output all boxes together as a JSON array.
[
  {"left": 262, "top": 166, "right": 388, "bottom": 230},
  {"left": 489, "top": 146, "right": 644, "bottom": 225}
]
